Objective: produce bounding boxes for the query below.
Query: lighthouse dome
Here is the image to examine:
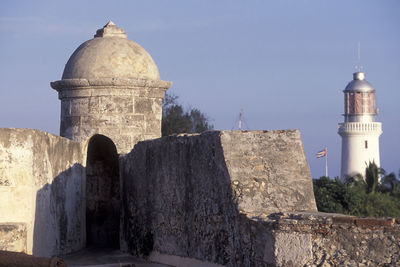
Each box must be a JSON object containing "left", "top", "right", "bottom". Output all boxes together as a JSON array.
[
  {"left": 61, "top": 21, "right": 160, "bottom": 81},
  {"left": 344, "top": 72, "right": 374, "bottom": 92}
]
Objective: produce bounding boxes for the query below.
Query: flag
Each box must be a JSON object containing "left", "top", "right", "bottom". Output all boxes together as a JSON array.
[{"left": 316, "top": 148, "right": 327, "bottom": 158}]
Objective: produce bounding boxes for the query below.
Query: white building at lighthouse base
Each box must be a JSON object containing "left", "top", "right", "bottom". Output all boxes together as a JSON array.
[{"left": 338, "top": 121, "right": 382, "bottom": 180}]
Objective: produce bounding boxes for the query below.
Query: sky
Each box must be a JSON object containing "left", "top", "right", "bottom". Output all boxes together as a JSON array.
[{"left": 0, "top": 0, "right": 399, "bottom": 178}]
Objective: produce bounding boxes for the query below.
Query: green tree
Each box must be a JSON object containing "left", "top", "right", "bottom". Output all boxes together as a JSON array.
[
  {"left": 313, "top": 164, "right": 400, "bottom": 218},
  {"left": 189, "top": 108, "right": 212, "bottom": 133},
  {"left": 312, "top": 177, "right": 346, "bottom": 213},
  {"left": 364, "top": 192, "right": 400, "bottom": 218},
  {"left": 380, "top": 172, "right": 398, "bottom": 193},
  {"left": 392, "top": 183, "right": 400, "bottom": 199},
  {"left": 343, "top": 183, "right": 367, "bottom": 216},
  {"left": 161, "top": 93, "right": 213, "bottom": 136},
  {"left": 365, "top": 161, "right": 380, "bottom": 194}
]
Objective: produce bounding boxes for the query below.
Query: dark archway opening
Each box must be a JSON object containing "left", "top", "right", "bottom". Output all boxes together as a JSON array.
[{"left": 86, "top": 134, "right": 120, "bottom": 249}]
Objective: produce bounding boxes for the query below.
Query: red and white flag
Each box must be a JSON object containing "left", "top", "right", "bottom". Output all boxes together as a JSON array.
[{"left": 316, "top": 148, "right": 327, "bottom": 158}]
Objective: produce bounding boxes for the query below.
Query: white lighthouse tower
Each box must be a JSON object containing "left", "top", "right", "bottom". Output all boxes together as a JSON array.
[{"left": 338, "top": 71, "right": 382, "bottom": 181}]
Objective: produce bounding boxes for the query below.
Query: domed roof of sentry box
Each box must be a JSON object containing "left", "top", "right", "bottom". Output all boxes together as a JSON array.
[
  {"left": 61, "top": 21, "right": 160, "bottom": 81},
  {"left": 344, "top": 72, "right": 374, "bottom": 92}
]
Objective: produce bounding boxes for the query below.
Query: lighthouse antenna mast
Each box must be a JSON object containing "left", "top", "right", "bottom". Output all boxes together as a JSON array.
[{"left": 356, "top": 42, "right": 363, "bottom": 72}]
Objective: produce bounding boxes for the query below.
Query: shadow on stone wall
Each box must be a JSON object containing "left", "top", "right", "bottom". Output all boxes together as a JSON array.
[
  {"left": 120, "top": 132, "right": 277, "bottom": 266},
  {"left": 33, "top": 134, "right": 121, "bottom": 257},
  {"left": 33, "top": 163, "right": 85, "bottom": 257}
]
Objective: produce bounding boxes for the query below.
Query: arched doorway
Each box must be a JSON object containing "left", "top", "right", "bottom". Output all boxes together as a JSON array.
[{"left": 86, "top": 134, "right": 120, "bottom": 248}]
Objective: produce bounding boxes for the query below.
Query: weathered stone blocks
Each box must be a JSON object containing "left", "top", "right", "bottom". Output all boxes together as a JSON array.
[
  {"left": 120, "top": 130, "right": 317, "bottom": 266},
  {"left": 273, "top": 232, "right": 313, "bottom": 266},
  {"left": 70, "top": 98, "right": 89, "bottom": 115},
  {"left": 134, "top": 97, "right": 153, "bottom": 114},
  {"left": 220, "top": 130, "right": 317, "bottom": 215},
  {"left": 264, "top": 212, "right": 400, "bottom": 266},
  {"left": 0, "top": 223, "right": 27, "bottom": 253},
  {"left": 53, "top": 83, "right": 170, "bottom": 154}
]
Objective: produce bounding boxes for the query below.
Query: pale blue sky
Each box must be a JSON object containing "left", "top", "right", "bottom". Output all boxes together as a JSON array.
[{"left": 1, "top": 0, "right": 399, "bottom": 178}]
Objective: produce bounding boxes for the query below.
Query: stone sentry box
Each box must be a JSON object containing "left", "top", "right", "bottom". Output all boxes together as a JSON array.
[{"left": 51, "top": 21, "right": 171, "bottom": 154}]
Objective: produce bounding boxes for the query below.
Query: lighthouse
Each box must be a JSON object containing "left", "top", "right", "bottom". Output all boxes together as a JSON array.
[{"left": 338, "top": 71, "right": 382, "bottom": 181}]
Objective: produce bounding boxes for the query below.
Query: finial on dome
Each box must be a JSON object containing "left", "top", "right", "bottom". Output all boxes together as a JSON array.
[
  {"left": 94, "top": 21, "right": 127, "bottom": 38},
  {"left": 353, "top": 72, "right": 365, "bottom": 81}
]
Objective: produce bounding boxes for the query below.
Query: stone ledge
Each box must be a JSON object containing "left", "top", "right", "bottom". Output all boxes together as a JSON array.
[
  {"left": 355, "top": 217, "right": 396, "bottom": 228},
  {"left": 259, "top": 212, "right": 400, "bottom": 232},
  {"left": 57, "top": 87, "right": 168, "bottom": 99},
  {"left": 0, "top": 251, "right": 66, "bottom": 267},
  {"left": 0, "top": 223, "right": 27, "bottom": 253},
  {"left": 149, "top": 251, "right": 224, "bottom": 267},
  {"left": 51, "top": 78, "right": 172, "bottom": 90},
  {"left": 332, "top": 215, "right": 356, "bottom": 225}
]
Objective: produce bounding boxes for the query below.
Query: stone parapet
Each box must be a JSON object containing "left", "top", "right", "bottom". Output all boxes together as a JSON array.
[
  {"left": 260, "top": 212, "right": 400, "bottom": 266},
  {"left": 57, "top": 87, "right": 167, "bottom": 99}
]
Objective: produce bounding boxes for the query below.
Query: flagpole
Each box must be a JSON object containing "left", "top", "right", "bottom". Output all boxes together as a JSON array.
[{"left": 325, "top": 147, "right": 328, "bottom": 177}]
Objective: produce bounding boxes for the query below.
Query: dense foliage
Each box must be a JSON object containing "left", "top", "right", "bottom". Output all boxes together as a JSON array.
[
  {"left": 313, "top": 162, "right": 400, "bottom": 218},
  {"left": 161, "top": 93, "right": 213, "bottom": 136}
]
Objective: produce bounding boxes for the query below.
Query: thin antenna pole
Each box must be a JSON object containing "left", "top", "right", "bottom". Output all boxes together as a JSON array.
[
  {"left": 357, "top": 42, "right": 361, "bottom": 72},
  {"left": 238, "top": 109, "right": 243, "bottom": 130}
]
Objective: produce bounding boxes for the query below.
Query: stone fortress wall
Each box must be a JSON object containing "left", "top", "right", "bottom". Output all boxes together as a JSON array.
[
  {"left": 270, "top": 212, "right": 400, "bottom": 266},
  {"left": 0, "top": 128, "right": 399, "bottom": 266},
  {"left": 120, "top": 130, "right": 316, "bottom": 266},
  {"left": 119, "top": 130, "right": 400, "bottom": 266},
  {"left": 0, "top": 128, "right": 86, "bottom": 256},
  {"left": 0, "top": 21, "right": 399, "bottom": 266}
]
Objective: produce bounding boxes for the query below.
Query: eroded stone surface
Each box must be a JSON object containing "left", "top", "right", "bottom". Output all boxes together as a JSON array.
[
  {"left": 53, "top": 85, "right": 169, "bottom": 154},
  {"left": 0, "top": 223, "right": 27, "bottom": 253},
  {"left": 120, "top": 130, "right": 316, "bottom": 266},
  {"left": 220, "top": 130, "right": 317, "bottom": 215},
  {"left": 0, "top": 128, "right": 85, "bottom": 256},
  {"left": 263, "top": 212, "right": 400, "bottom": 266},
  {"left": 273, "top": 232, "right": 312, "bottom": 266}
]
